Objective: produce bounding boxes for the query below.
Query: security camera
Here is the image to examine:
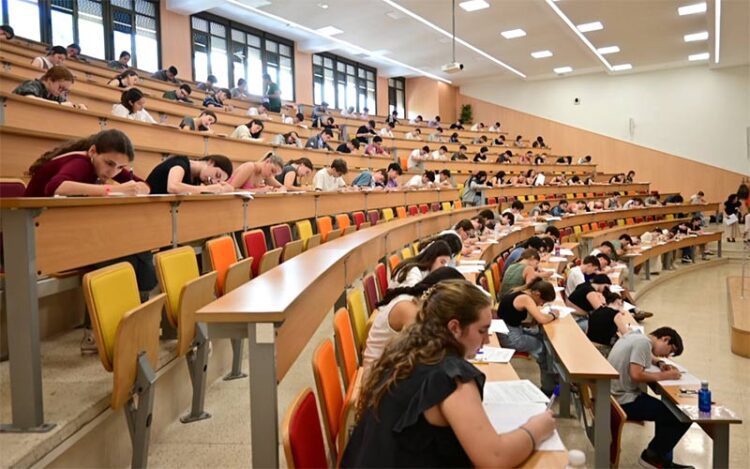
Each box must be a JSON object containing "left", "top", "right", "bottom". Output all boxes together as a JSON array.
[{"left": 441, "top": 62, "right": 464, "bottom": 73}]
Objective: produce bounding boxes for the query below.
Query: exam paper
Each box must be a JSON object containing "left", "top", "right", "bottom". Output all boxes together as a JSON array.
[
  {"left": 622, "top": 301, "right": 637, "bottom": 311},
  {"left": 483, "top": 402, "right": 566, "bottom": 451},
  {"left": 489, "top": 319, "right": 509, "bottom": 334},
  {"left": 456, "top": 265, "right": 484, "bottom": 274},
  {"left": 609, "top": 285, "right": 625, "bottom": 293},
  {"left": 542, "top": 305, "right": 575, "bottom": 318},
  {"left": 559, "top": 248, "right": 575, "bottom": 256},
  {"left": 473, "top": 346, "right": 515, "bottom": 364},
  {"left": 547, "top": 256, "right": 568, "bottom": 262},
  {"left": 657, "top": 372, "right": 701, "bottom": 386},
  {"left": 483, "top": 380, "right": 549, "bottom": 404}
]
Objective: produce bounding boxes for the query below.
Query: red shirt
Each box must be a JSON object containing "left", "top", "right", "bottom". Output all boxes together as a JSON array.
[{"left": 24, "top": 153, "right": 142, "bottom": 197}]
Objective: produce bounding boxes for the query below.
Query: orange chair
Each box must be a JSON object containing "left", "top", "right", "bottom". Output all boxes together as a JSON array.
[
  {"left": 333, "top": 308, "right": 359, "bottom": 389},
  {"left": 335, "top": 214, "right": 351, "bottom": 233},
  {"left": 453, "top": 200, "right": 462, "bottom": 209},
  {"left": 388, "top": 254, "right": 401, "bottom": 271},
  {"left": 282, "top": 388, "right": 328, "bottom": 469},
  {"left": 395, "top": 206, "right": 407, "bottom": 219},
  {"left": 491, "top": 262, "right": 501, "bottom": 292},
  {"left": 312, "top": 339, "right": 344, "bottom": 461},
  {"left": 317, "top": 216, "right": 334, "bottom": 243}
]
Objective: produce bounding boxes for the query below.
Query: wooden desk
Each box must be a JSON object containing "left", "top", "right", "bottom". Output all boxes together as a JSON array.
[
  {"left": 551, "top": 203, "right": 718, "bottom": 230},
  {"left": 578, "top": 218, "right": 689, "bottom": 256},
  {"left": 482, "top": 183, "right": 650, "bottom": 201}
]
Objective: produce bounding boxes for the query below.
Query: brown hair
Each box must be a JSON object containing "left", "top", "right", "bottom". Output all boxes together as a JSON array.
[
  {"left": 28, "top": 129, "right": 134, "bottom": 176},
  {"left": 288, "top": 157, "right": 313, "bottom": 170},
  {"left": 356, "top": 279, "right": 491, "bottom": 422},
  {"left": 41, "top": 65, "right": 75, "bottom": 83}
]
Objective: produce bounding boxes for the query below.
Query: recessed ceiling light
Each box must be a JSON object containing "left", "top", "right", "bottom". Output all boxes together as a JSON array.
[
  {"left": 315, "top": 26, "right": 343, "bottom": 36},
  {"left": 684, "top": 31, "right": 708, "bottom": 42},
  {"left": 501, "top": 28, "right": 526, "bottom": 39},
  {"left": 678, "top": 2, "right": 706, "bottom": 15},
  {"left": 576, "top": 21, "right": 603, "bottom": 33},
  {"left": 597, "top": 45, "right": 620, "bottom": 55},
  {"left": 688, "top": 52, "right": 710, "bottom": 61},
  {"left": 317, "top": 2, "right": 328, "bottom": 9},
  {"left": 531, "top": 50, "right": 553, "bottom": 59},
  {"left": 459, "top": 0, "right": 489, "bottom": 12},
  {"left": 554, "top": 66, "right": 573, "bottom": 74},
  {"left": 612, "top": 64, "right": 632, "bottom": 71}
]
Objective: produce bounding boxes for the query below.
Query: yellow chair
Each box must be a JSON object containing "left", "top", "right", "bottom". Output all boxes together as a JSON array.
[
  {"left": 441, "top": 201, "right": 452, "bottom": 211},
  {"left": 382, "top": 208, "right": 395, "bottom": 222},
  {"left": 296, "top": 219, "right": 321, "bottom": 251},
  {"left": 484, "top": 270, "right": 497, "bottom": 301},
  {"left": 82, "top": 263, "right": 166, "bottom": 468},
  {"left": 346, "top": 289, "right": 369, "bottom": 354},
  {"left": 617, "top": 219, "right": 626, "bottom": 227},
  {"left": 154, "top": 246, "right": 217, "bottom": 423}
]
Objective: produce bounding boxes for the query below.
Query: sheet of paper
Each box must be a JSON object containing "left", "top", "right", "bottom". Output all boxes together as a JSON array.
[
  {"left": 483, "top": 380, "right": 550, "bottom": 404},
  {"left": 459, "top": 260, "right": 487, "bottom": 265},
  {"left": 542, "top": 305, "right": 575, "bottom": 318},
  {"left": 456, "top": 265, "right": 484, "bottom": 274},
  {"left": 547, "top": 256, "right": 568, "bottom": 263},
  {"left": 473, "top": 346, "right": 515, "bottom": 363},
  {"left": 609, "top": 284, "right": 625, "bottom": 293},
  {"left": 477, "top": 239, "right": 500, "bottom": 245},
  {"left": 483, "top": 402, "right": 566, "bottom": 451},
  {"left": 622, "top": 301, "right": 637, "bottom": 311},
  {"left": 627, "top": 324, "right": 645, "bottom": 334},
  {"left": 559, "top": 248, "right": 575, "bottom": 256},
  {"left": 646, "top": 358, "right": 688, "bottom": 373},
  {"left": 489, "top": 319, "right": 509, "bottom": 334},
  {"left": 657, "top": 372, "right": 701, "bottom": 386},
  {"left": 550, "top": 273, "right": 563, "bottom": 280},
  {"left": 554, "top": 286, "right": 564, "bottom": 292},
  {"left": 544, "top": 216, "right": 562, "bottom": 221},
  {"left": 540, "top": 267, "right": 557, "bottom": 273}
]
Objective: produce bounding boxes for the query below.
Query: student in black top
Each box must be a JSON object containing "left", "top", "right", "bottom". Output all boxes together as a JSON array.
[
  {"left": 496, "top": 150, "right": 513, "bottom": 163},
  {"left": 336, "top": 139, "right": 360, "bottom": 154},
  {"left": 385, "top": 110, "right": 399, "bottom": 126},
  {"left": 449, "top": 119, "right": 464, "bottom": 130},
  {"left": 107, "top": 69, "right": 139, "bottom": 88},
  {"left": 498, "top": 279, "right": 559, "bottom": 394},
  {"left": 473, "top": 146, "right": 489, "bottom": 162},
  {"left": 451, "top": 145, "right": 468, "bottom": 160},
  {"left": 275, "top": 158, "right": 313, "bottom": 189},
  {"left": 343, "top": 279, "right": 555, "bottom": 468},
  {"left": 567, "top": 274, "right": 611, "bottom": 330},
  {"left": 1, "top": 24, "right": 15, "bottom": 40},
  {"left": 724, "top": 193, "right": 742, "bottom": 242},
  {"left": 356, "top": 120, "right": 377, "bottom": 144},
  {"left": 449, "top": 132, "right": 460, "bottom": 143},
  {"left": 145, "top": 154, "right": 234, "bottom": 194},
  {"left": 587, "top": 291, "right": 631, "bottom": 356}
]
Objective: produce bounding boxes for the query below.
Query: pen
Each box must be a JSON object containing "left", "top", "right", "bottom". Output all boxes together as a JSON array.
[{"left": 546, "top": 384, "right": 560, "bottom": 410}]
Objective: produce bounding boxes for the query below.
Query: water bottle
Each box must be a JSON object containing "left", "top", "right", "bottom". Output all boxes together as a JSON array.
[
  {"left": 566, "top": 449, "right": 586, "bottom": 468},
  {"left": 554, "top": 242, "right": 561, "bottom": 257},
  {"left": 698, "top": 381, "right": 711, "bottom": 414}
]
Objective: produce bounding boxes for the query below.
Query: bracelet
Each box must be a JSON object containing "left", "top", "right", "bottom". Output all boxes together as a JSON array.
[{"left": 519, "top": 426, "right": 536, "bottom": 450}]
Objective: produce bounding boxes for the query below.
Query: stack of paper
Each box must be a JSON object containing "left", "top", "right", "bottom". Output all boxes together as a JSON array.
[{"left": 489, "top": 319, "right": 509, "bottom": 334}]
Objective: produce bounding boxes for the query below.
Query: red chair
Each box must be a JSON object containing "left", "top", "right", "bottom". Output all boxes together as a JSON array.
[
  {"left": 431, "top": 202, "right": 440, "bottom": 211},
  {"left": 419, "top": 204, "right": 429, "bottom": 214},
  {"left": 242, "top": 229, "right": 268, "bottom": 277},
  {"left": 363, "top": 273, "right": 380, "bottom": 314},
  {"left": 270, "top": 224, "right": 293, "bottom": 250},
  {"left": 367, "top": 210, "right": 380, "bottom": 226},
  {"left": 352, "top": 211, "right": 366, "bottom": 229},
  {"left": 0, "top": 178, "right": 26, "bottom": 197},
  {"left": 408, "top": 205, "right": 419, "bottom": 216},
  {"left": 487, "top": 197, "right": 498, "bottom": 205},
  {"left": 282, "top": 388, "right": 328, "bottom": 469},
  {"left": 374, "top": 263, "right": 388, "bottom": 298}
]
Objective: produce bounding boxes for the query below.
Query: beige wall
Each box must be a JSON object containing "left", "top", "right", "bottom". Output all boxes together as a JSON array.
[
  {"left": 377, "top": 76, "right": 389, "bottom": 116},
  {"left": 438, "top": 82, "right": 458, "bottom": 123},
  {"left": 294, "top": 50, "right": 313, "bottom": 106},
  {"left": 405, "top": 77, "right": 439, "bottom": 119},
  {"left": 460, "top": 94, "right": 747, "bottom": 203},
  {"left": 159, "top": 2, "right": 192, "bottom": 78}
]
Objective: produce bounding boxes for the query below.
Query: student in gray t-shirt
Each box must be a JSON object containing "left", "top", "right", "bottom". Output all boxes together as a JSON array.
[{"left": 608, "top": 328, "right": 693, "bottom": 468}]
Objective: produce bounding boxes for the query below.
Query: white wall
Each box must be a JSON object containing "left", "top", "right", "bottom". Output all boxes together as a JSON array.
[{"left": 460, "top": 65, "right": 750, "bottom": 175}]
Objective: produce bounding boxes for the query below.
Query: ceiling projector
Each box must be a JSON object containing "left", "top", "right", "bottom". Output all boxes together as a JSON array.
[{"left": 441, "top": 62, "right": 464, "bottom": 73}]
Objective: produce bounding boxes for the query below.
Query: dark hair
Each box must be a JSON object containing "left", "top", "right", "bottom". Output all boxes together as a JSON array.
[
  {"left": 179, "top": 84, "right": 192, "bottom": 94},
  {"left": 237, "top": 78, "right": 246, "bottom": 86},
  {"left": 501, "top": 212, "right": 515, "bottom": 225},
  {"left": 519, "top": 248, "right": 541, "bottom": 262},
  {"left": 391, "top": 241, "right": 453, "bottom": 284},
  {"left": 541, "top": 237, "right": 554, "bottom": 253},
  {"left": 440, "top": 169, "right": 451, "bottom": 178},
  {"left": 28, "top": 129, "right": 134, "bottom": 176},
  {"left": 120, "top": 88, "right": 145, "bottom": 113},
  {"left": 596, "top": 253, "right": 611, "bottom": 265},
  {"left": 1, "top": 25, "right": 16, "bottom": 39},
  {"left": 48, "top": 45, "right": 66, "bottom": 56},
  {"left": 246, "top": 118, "right": 265, "bottom": 130},
  {"left": 168, "top": 66, "right": 178, "bottom": 75},
  {"left": 603, "top": 290, "right": 622, "bottom": 304},
  {"left": 544, "top": 226, "right": 560, "bottom": 239},
  {"left": 523, "top": 236, "right": 544, "bottom": 251},
  {"left": 289, "top": 157, "right": 314, "bottom": 170},
  {"left": 295, "top": 112, "right": 304, "bottom": 121},
  {"left": 511, "top": 200, "right": 525, "bottom": 210},
  {"left": 559, "top": 199, "right": 569, "bottom": 206},
  {"left": 372, "top": 136, "right": 383, "bottom": 143},
  {"left": 379, "top": 266, "right": 464, "bottom": 307},
  {"left": 387, "top": 163, "right": 403, "bottom": 175},
  {"left": 322, "top": 128, "right": 334, "bottom": 138},
  {"left": 67, "top": 43, "right": 81, "bottom": 53},
  {"left": 41, "top": 65, "right": 75, "bottom": 82},
  {"left": 619, "top": 234, "right": 633, "bottom": 244},
  {"left": 454, "top": 219, "right": 474, "bottom": 233},
  {"left": 113, "top": 68, "right": 138, "bottom": 83},
  {"left": 478, "top": 209, "right": 495, "bottom": 220},
  {"left": 459, "top": 144, "right": 467, "bottom": 150},
  {"left": 368, "top": 119, "right": 376, "bottom": 128},
  {"left": 591, "top": 274, "right": 612, "bottom": 285},
  {"left": 521, "top": 278, "right": 556, "bottom": 302},
  {"left": 471, "top": 171, "right": 488, "bottom": 184},
  {"left": 600, "top": 241, "right": 616, "bottom": 252},
  {"left": 433, "top": 232, "right": 463, "bottom": 256},
  {"left": 206, "top": 74, "right": 217, "bottom": 83},
  {"left": 263, "top": 72, "right": 272, "bottom": 80},
  {"left": 421, "top": 145, "right": 430, "bottom": 153},
  {"left": 423, "top": 170, "right": 436, "bottom": 182},
  {"left": 199, "top": 109, "right": 218, "bottom": 125},
  {"left": 650, "top": 327, "right": 684, "bottom": 356},
  {"left": 435, "top": 127, "right": 443, "bottom": 132},
  {"left": 200, "top": 154, "right": 233, "bottom": 178},
  {"left": 119, "top": 50, "right": 131, "bottom": 59},
  {"left": 331, "top": 158, "right": 348, "bottom": 174},
  {"left": 582, "top": 255, "right": 601, "bottom": 268}
]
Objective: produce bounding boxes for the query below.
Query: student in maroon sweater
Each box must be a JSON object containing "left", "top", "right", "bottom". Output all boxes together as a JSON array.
[{"left": 24, "top": 129, "right": 149, "bottom": 197}]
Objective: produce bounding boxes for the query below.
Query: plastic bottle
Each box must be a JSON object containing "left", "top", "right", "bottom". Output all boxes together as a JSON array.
[
  {"left": 554, "top": 242, "right": 561, "bottom": 257},
  {"left": 698, "top": 381, "right": 712, "bottom": 414},
  {"left": 566, "top": 449, "right": 586, "bottom": 468}
]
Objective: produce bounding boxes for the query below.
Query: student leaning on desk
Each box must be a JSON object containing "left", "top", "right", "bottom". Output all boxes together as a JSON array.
[{"left": 343, "top": 280, "right": 556, "bottom": 467}]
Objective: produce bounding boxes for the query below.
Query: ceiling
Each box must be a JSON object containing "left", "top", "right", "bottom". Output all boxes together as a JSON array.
[{"left": 168, "top": 0, "right": 749, "bottom": 84}]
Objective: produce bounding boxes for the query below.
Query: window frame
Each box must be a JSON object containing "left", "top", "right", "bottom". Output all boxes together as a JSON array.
[
  {"left": 388, "top": 77, "right": 406, "bottom": 118},
  {"left": 312, "top": 51, "right": 376, "bottom": 114},
  {"left": 190, "top": 12, "right": 295, "bottom": 101}
]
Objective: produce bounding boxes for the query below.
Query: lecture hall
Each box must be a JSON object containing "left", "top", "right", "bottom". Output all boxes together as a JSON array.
[{"left": 0, "top": 0, "right": 748, "bottom": 468}]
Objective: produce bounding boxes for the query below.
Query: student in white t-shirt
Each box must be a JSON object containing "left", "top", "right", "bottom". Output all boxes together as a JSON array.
[
  {"left": 565, "top": 255, "right": 601, "bottom": 296},
  {"left": 379, "top": 122, "right": 395, "bottom": 138},
  {"left": 111, "top": 88, "right": 157, "bottom": 124},
  {"left": 430, "top": 146, "right": 449, "bottom": 161},
  {"left": 404, "top": 128, "right": 422, "bottom": 140},
  {"left": 405, "top": 170, "right": 436, "bottom": 189},
  {"left": 313, "top": 158, "right": 348, "bottom": 191},
  {"left": 407, "top": 145, "right": 430, "bottom": 170}
]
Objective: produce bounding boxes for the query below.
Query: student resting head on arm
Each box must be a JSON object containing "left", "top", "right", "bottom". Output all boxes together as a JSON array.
[
  {"left": 24, "top": 129, "right": 148, "bottom": 197},
  {"left": 345, "top": 279, "right": 556, "bottom": 468},
  {"left": 12, "top": 65, "right": 87, "bottom": 109},
  {"left": 275, "top": 157, "right": 314, "bottom": 190},
  {"left": 107, "top": 69, "right": 139, "bottom": 88},
  {"left": 112, "top": 88, "right": 157, "bottom": 124},
  {"left": 230, "top": 119, "right": 265, "bottom": 141},
  {"left": 163, "top": 84, "right": 193, "bottom": 103},
  {"left": 271, "top": 131, "right": 303, "bottom": 147},
  {"left": 145, "top": 154, "right": 234, "bottom": 195},
  {"left": 180, "top": 110, "right": 217, "bottom": 132},
  {"left": 585, "top": 291, "right": 632, "bottom": 356},
  {"left": 228, "top": 152, "right": 285, "bottom": 192},
  {"left": 390, "top": 240, "right": 453, "bottom": 288}
]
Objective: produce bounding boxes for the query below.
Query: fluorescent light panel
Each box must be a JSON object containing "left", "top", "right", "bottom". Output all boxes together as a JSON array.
[
  {"left": 544, "top": 0, "right": 613, "bottom": 71},
  {"left": 612, "top": 64, "right": 632, "bottom": 71},
  {"left": 380, "top": 0, "right": 526, "bottom": 78},
  {"left": 678, "top": 2, "right": 707, "bottom": 15},
  {"left": 684, "top": 31, "right": 708, "bottom": 42},
  {"left": 689, "top": 52, "right": 710, "bottom": 61},
  {"left": 531, "top": 50, "right": 553, "bottom": 59},
  {"left": 715, "top": 0, "right": 721, "bottom": 63},
  {"left": 459, "top": 0, "right": 489, "bottom": 12},
  {"left": 316, "top": 26, "right": 343, "bottom": 36},
  {"left": 224, "top": 0, "right": 452, "bottom": 84},
  {"left": 576, "top": 21, "right": 603, "bottom": 33},
  {"left": 501, "top": 28, "right": 526, "bottom": 39},
  {"left": 597, "top": 45, "right": 620, "bottom": 54},
  {"left": 554, "top": 66, "right": 573, "bottom": 74}
]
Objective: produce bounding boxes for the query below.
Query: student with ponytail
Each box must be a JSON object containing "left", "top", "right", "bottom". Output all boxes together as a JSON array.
[
  {"left": 145, "top": 154, "right": 234, "bottom": 194},
  {"left": 107, "top": 69, "right": 139, "bottom": 89},
  {"left": 275, "top": 157, "right": 313, "bottom": 189},
  {"left": 111, "top": 88, "right": 157, "bottom": 123},
  {"left": 497, "top": 279, "right": 558, "bottom": 394},
  {"left": 389, "top": 240, "right": 453, "bottom": 288},
  {"left": 24, "top": 129, "right": 148, "bottom": 197},
  {"left": 345, "top": 279, "right": 556, "bottom": 467},
  {"left": 227, "top": 152, "right": 285, "bottom": 192}
]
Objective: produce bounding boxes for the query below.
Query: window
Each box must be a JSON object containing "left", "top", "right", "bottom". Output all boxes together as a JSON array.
[
  {"left": 190, "top": 13, "right": 295, "bottom": 101},
  {"left": 0, "top": 0, "right": 160, "bottom": 69},
  {"left": 313, "top": 53, "right": 376, "bottom": 114},
  {"left": 388, "top": 77, "right": 406, "bottom": 118}
]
